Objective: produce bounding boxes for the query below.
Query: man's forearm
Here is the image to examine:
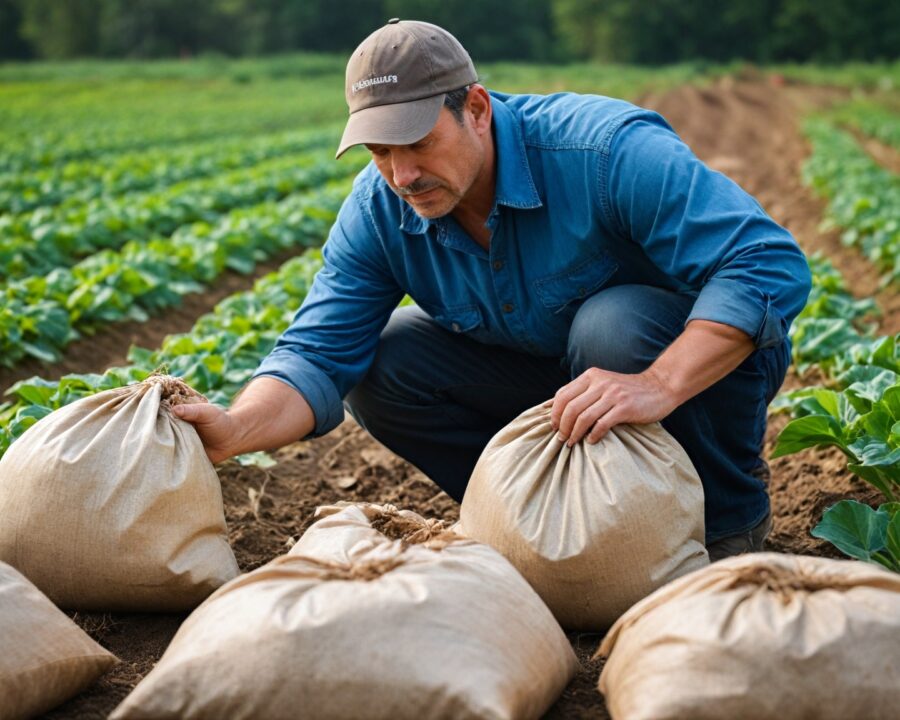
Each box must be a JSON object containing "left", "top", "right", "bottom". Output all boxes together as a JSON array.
[
  {"left": 645, "top": 319, "right": 756, "bottom": 407},
  {"left": 226, "top": 377, "right": 317, "bottom": 456}
]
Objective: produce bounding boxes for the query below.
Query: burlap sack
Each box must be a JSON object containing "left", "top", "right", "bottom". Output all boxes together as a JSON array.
[
  {"left": 0, "top": 561, "right": 117, "bottom": 720},
  {"left": 0, "top": 375, "right": 239, "bottom": 611},
  {"left": 598, "top": 553, "right": 900, "bottom": 720},
  {"left": 458, "top": 403, "right": 708, "bottom": 630},
  {"left": 111, "top": 503, "right": 578, "bottom": 720}
]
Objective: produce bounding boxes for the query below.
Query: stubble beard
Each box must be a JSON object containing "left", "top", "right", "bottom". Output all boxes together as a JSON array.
[{"left": 397, "top": 181, "right": 460, "bottom": 219}]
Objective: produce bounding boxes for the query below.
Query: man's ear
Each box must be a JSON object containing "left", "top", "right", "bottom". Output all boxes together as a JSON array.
[{"left": 466, "top": 84, "right": 492, "bottom": 135}]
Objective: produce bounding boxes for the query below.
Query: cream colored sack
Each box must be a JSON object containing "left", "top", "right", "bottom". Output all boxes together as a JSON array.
[
  {"left": 459, "top": 403, "right": 708, "bottom": 630},
  {"left": 0, "top": 376, "right": 239, "bottom": 611},
  {"left": 112, "top": 503, "right": 578, "bottom": 720},
  {"left": 0, "top": 561, "right": 117, "bottom": 720},
  {"left": 598, "top": 553, "right": 900, "bottom": 720}
]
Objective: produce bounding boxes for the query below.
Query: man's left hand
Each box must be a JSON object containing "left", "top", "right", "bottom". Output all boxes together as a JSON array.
[{"left": 548, "top": 367, "right": 679, "bottom": 446}]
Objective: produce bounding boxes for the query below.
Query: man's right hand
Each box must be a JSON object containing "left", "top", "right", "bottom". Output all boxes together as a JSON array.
[
  {"left": 172, "top": 403, "right": 240, "bottom": 465},
  {"left": 171, "top": 377, "right": 317, "bottom": 466}
]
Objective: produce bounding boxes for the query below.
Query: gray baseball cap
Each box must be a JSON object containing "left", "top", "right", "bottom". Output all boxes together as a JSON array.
[{"left": 336, "top": 19, "right": 478, "bottom": 158}]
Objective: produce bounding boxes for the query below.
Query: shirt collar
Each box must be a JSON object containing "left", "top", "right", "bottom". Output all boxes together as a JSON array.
[
  {"left": 490, "top": 95, "right": 542, "bottom": 211},
  {"left": 399, "top": 93, "right": 542, "bottom": 235}
]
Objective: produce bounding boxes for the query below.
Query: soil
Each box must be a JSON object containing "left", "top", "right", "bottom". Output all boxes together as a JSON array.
[
  {"left": 848, "top": 126, "right": 900, "bottom": 175},
  {"left": 36, "top": 79, "right": 898, "bottom": 719}
]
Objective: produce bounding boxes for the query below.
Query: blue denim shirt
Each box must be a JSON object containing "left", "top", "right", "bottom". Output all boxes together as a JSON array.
[{"left": 254, "top": 91, "right": 812, "bottom": 436}]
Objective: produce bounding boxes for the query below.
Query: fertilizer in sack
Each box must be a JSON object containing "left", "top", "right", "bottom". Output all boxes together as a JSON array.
[
  {"left": 0, "top": 560, "right": 117, "bottom": 720},
  {"left": 111, "top": 502, "right": 577, "bottom": 720},
  {"left": 598, "top": 552, "right": 900, "bottom": 720},
  {"left": 459, "top": 402, "right": 709, "bottom": 629},
  {"left": 0, "top": 375, "right": 239, "bottom": 611}
]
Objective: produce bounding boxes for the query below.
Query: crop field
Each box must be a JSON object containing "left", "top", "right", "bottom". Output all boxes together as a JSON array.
[{"left": 1, "top": 54, "right": 899, "bottom": 717}]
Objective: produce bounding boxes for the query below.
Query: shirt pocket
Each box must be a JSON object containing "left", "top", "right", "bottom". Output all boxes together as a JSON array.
[
  {"left": 418, "top": 302, "right": 483, "bottom": 335},
  {"left": 532, "top": 251, "right": 619, "bottom": 314}
]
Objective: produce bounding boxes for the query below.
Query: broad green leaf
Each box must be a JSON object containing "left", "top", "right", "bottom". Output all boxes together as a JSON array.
[
  {"left": 882, "top": 385, "right": 900, "bottom": 420},
  {"left": 842, "top": 366, "right": 898, "bottom": 406},
  {"left": 805, "top": 388, "right": 837, "bottom": 416},
  {"left": 861, "top": 406, "right": 894, "bottom": 441},
  {"left": 17, "top": 404, "right": 53, "bottom": 421},
  {"left": 127, "top": 345, "right": 156, "bottom": 367},
  {"left": 225, "top": 254, "right": 256, "bottom": 275},
  {"left": 890, "top": 420, "right": 900, "bottom": 448},
  {"left": 811, "top": 500, "right": 888, "bottom": 564},
  {"left": 8, "top": 404, "right": 53, "bottom": 438},
  {"left": 849, "top": 436, "right": 900, "bottom": 468},
  {"left": 870, "top": 335, "right": 900, "bottom": 372},
  {"left": 771, "top": 414, "right": 851, "bottom": 458},
  {"left": 886, "top": 511, "right": 900, "bottom": 569},
  {"left": 770, "top": 387, "right": 824, "bottom": 416},
  {"left": 21, "top": 341, "right": 60, "bottom": 363},
  {"left": 795, "top": 317, "right": 864, "bottom": 352},
  {"left": 5, "top": 377, "right": 58, "bottom": 403}
]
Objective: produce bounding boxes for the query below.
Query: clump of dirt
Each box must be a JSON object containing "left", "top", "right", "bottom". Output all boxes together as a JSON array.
[{"left": 368, "top": 511, "right": 453, "bottom": 545}]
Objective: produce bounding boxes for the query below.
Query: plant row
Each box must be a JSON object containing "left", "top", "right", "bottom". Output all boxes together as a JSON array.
[
  {"left": 0, "top": 247, "right": 327, "bottom": 459},
  {"left": 788, "top": 253, "right": 879, "bottom": 377},
  {"left": 0, "top": 76, "right": 344, "bottom": 174},
  {"left": 0, "top": 126, "right": 340, "bottom": 216},
  {"left": 0, "top": 150, "right": 365, "bottom": 283},
  {"left": 773, "top": 254, "right": 899, "bottom": 571},
  {"left": 0, "top": 118, "right": 293, "bottom": 175},
  {"left": 803, "top": 118, "right": 900, "bottom": 285},
  {"left": 772, "top": 373, "right": 900, "bottom": 572},
  {"left": 828, "top": 99, "right": 900, "bottom": 151},
  {"left": 0, "top": 179, "right": 350, "bottom": 370}
]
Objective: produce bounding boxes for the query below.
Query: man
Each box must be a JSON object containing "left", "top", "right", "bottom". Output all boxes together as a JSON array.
[{"left": 174, "top": 19, "right": 811, "bottom": 561}]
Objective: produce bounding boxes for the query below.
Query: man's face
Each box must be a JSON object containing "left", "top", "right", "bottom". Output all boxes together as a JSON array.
[{"left": 365, "top": 106, "right": 484, "bottom": 219}]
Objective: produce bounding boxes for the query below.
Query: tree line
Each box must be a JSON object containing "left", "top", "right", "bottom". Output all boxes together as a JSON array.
[{"left": 1, "top": 0, "right": 897, "bottom": 64}]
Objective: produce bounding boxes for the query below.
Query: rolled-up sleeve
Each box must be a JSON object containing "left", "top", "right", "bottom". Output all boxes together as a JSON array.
[
  {"left": 252, "top": 187, "right": 403, "bottom": 436},
  {"left": 604, "top": 117, "right": 811, "bottom": 348}
]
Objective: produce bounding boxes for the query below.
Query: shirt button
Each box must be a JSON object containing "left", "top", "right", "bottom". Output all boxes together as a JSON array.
[
  {"left": 451, "top": 322, "right": 461, "bottom": 332},
  {"left": 502, "top": 303, "right": 514, "bottom": 313},
  {"left": 492, "top": 260, "right": 504, "bottom": 270}
]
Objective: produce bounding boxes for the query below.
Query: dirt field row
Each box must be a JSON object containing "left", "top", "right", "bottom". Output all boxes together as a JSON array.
[{"left": 38, "top": 79, "right": 895, "bottom": 718}]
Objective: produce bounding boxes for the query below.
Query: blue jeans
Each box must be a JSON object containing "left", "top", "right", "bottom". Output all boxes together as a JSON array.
[{"left": 345, "top": 285, "right": 789, "bottom": 541}]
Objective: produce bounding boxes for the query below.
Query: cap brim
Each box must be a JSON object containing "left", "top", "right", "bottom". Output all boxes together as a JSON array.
[{"left": 335, "top": 93, "right": 445, "bottom": 159}]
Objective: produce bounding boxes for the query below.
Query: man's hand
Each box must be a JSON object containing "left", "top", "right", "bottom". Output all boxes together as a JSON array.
[
  {"left": 171, "top": 377, "right": 316, "bottom": 465},
  {"left": 549, "top": 367, "right": 677, "bottom": 446},
  {"left": 172, "top": 403, "right": 241, "bottom": 464},
  {"left": 550, "top": 319, "right": 756, "bottom": 447}
]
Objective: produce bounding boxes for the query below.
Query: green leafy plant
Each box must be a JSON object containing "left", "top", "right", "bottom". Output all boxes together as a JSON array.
[
  {"left": 0, "top": 125, "right": 340, "bottom": 215},
  {"left": 812, "top": 500, "right": 900, "bottom": 572},
  {"left": 827, "top": 99, "right": 900, "bottom": 152},
  {"left": 0, "top": 178, "right": 354, "bottom": 369},
  {"left": 803, "top": 117, "right": 900, "bottom": 286},
  {"left": 787, "top": 254, "right": 878, "bottom": 375},
  {"left": 773, "top": 382, "right": 900, "bottom": 501},
  {"left": 0, "top": 249, "right": 327, "bottom": 459},
  {"left": 0, "top": 149, "right": 360, "bottom": 282}
]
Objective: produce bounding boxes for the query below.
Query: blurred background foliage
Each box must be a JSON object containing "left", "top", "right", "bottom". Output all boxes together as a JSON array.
[{"left": 0, "top": 0, "right": 897, "bottom": 64}]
